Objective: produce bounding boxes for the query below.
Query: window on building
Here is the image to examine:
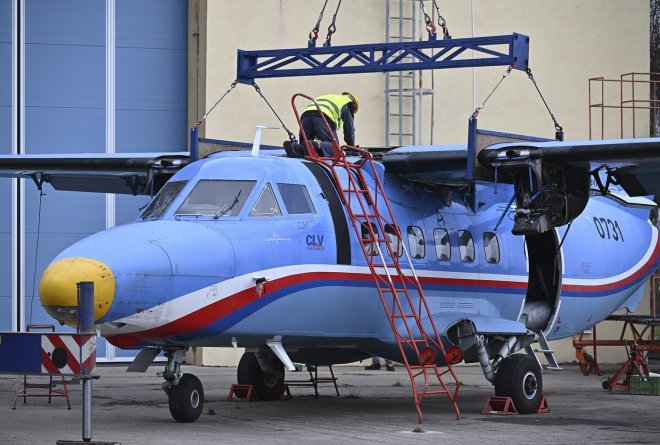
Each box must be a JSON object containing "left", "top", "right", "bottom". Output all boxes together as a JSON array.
[
  {"left": 175, "top": 180, "right": 255, "bottom": 217},
  {"left": 141, "top": 180, "right": 188, "bottom": 219},
  {"left": 483, "top": 232, "right": 500, "bottom": 264},
  {"left": 384, "top": 224, "right": 402, "bottom": 257},
  {"left": 458, "top": 230, "right": 475, "bottom": 262},
  {"left": 250, "top": 183, "right": 282, "bottom": 216},
  {"left": 278, "top": 183, "right": 316, "bottom": 214},
  {"left": 434, "top": 229, "right": 451, "bottom": 261},
  {"left": 407, "top": 226, "right": 425, "bottom": 259}
]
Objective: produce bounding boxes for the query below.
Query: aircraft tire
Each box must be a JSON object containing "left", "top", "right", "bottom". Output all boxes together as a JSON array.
[
  {"left": 168, "top": 373, "right": 204, "bottom": 423},
  {"left": 237, "top": 352, "right": 284, "bottom": 400},
  {"left": 494, "top": 354, "right": 542, "bottom": 414}
]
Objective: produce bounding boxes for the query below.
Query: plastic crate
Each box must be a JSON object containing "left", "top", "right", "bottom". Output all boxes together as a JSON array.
[{"left": 629, "top": 376, "right": 660, "bottom": 396}]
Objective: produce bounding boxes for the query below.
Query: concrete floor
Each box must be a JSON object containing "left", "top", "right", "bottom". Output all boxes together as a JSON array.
[{"left": 0, "top": 361, "right": 658, "bottom": 445}]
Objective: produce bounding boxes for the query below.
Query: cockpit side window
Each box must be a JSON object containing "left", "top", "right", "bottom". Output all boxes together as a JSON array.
[
  {"left": 175, "top": 180, "right": 256, "bottom": 217},
  {"left": 250, "top": 183, "right": 282, "bottom": 217},
  {"left": 140, "top": 180, "right": 188, "bottom": 219},
  {"left": 278, "top": 183, "right": 316, "bottom": 215}
]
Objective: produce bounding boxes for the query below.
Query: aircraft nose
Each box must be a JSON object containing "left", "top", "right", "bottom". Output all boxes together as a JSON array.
[{"left": 39, "top": 257, "right": 116, "bottom": 326}]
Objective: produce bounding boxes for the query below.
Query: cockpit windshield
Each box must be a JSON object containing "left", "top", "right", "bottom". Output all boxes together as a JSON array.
[
  {"left": 175, "top": 180, "right": 256, "bottom": 217},
  {"left": 140, "top": 180, "right": 188, "bottom": 219}
]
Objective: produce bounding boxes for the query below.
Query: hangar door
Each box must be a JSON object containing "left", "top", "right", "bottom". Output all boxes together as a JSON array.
[{"left": 0, "top": 0, "right": 188, "bottom": 362}]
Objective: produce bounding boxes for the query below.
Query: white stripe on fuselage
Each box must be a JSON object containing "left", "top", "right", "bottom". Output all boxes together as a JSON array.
[{"left": 100, "top": 225, "right": 656, "bottom": 336}]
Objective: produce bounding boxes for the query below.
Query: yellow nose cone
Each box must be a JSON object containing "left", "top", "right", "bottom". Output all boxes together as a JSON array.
[{"left": 39, "top": 258, "right": 115, "bottom": 325}]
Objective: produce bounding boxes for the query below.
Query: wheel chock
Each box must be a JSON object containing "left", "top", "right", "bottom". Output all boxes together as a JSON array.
[
  {"left": 482, "top": 396, "right": 518, "bottom": 415},
  {"left": 281, "top": 384, "right": 292, "bottom": 400},
  {"left": 535, "top": 394, "right": 550, "bottom": 413},
  {"left": 227, "top": 384, "right": 258, "bottom": 402}
]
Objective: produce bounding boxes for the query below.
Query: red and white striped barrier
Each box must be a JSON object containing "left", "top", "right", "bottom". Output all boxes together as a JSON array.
[{"left": 41, "top": 334, "right": 96, "bottom": 375}]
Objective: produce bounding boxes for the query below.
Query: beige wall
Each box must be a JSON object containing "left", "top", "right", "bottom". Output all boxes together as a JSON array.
[{"left": 187, "top": 1, "right": 653, "bottom": 366}]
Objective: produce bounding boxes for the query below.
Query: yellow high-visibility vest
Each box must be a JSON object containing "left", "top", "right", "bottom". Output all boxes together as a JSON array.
[{"left": 304, "top": 94, "right": 353, "bottom": 128}]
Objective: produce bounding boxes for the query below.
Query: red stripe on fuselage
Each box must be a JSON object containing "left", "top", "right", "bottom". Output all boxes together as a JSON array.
[{"left": 560, "top": 235, "right": 660, "bottom": 293}]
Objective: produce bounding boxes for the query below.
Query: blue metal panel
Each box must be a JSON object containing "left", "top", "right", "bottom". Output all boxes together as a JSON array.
[
  {"left": 0, "top": 106, "right": 10, "bottom": 152},
  {"left": 26, "top": 0, "right": 104, "bottom": 46},
  {"left": 25, "top": 44, "right": 104, "bottom": 109},
  {"left": 115, "top": 194, "right": 151, "bottom": 225},
  {"left": 116, "top": 47, "right": 187, "bottom": 112},
  {"left": 0, "top": 4, "right": 10, "bottom": 150},
  {"left": 0, "top": 334, "right": 41, "bottom": 374},
  {"left": 237, "top": 33, "right": 529, "bottom": 83},
  {"left": 116, "top": 110, "right": 187, "bottom": 152},
  {"left": 0, "top": 44, "right": 10, "bottom": 107},
  {"left": 25, "top": 108, "right": 104, "bottom": 153},
  {"left": 0, "top": 0, "right": 10, "bottom": 44},
  {"left": 0, "top": 182, "right": 10, "bottom": 330},
  {"left": 25, "top": 189, "right": 105, "bottom": 232},
  {"left": 116, "top": 0, "right": 187, "bottom": 50}
]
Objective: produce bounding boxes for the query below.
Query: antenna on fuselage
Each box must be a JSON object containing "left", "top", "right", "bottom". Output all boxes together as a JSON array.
[{"left": 251, "top": 125, "right": 278, "bottom": 157}]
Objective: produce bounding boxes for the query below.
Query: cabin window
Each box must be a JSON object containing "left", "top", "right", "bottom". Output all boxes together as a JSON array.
[
  {"left": 361, "top": 222, "right": 379, "bottom": 256},
  {"left": 385, "top": 224, "right": 402, "bottom": 257},
  {"left": 175, "top": 179, "right": 255, "bottom": 217},
  {"left": 407, "top": 226, "right": 425, "bottom": 259},
  {"left": 250, "top": 183, "right": 282, "bottom": 216},
  {"left": 483, "top": 232, "right": 500, "bottom": 264},
  {"left": 141, "top": 180, "right": 188, "bottom": 219},
  {"left": 278, "top": 183, "right": 316, "bottom": 215},
  {"left": 433, "top": 229, "right": 451, "bottom": 261},
  {"left": 458, "top": 230, "right": 475, "bottom": 262}
]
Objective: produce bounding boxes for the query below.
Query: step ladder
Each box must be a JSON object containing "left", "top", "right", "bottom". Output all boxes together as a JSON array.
[
  {"left": 292, "top": 93, "right": 460, "bottom": 422},
  {"left": 13, "top": 325, "right": 72, "bottom": 410},
  {"left": 525, "top": 330, "right": 562, "bottom": 371}
]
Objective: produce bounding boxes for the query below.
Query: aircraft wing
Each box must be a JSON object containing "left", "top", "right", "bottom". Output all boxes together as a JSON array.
[
  {"left": 477, "top": 137, "right": 660, "bottom": 234},
  {"left": 478, "top": 137, "right": 660, "bottom": 197},
  {"left": 383, "top": 137, "right": 660, "bottom": 235},
  {"left": 0, "top": 152, "right": 190, "bottom": 195}
]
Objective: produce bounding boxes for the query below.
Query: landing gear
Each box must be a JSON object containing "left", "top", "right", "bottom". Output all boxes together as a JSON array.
[
  {"left": 168, "top": 373, "right": 204, "bottom": 422},
  {"left": 495, "top": 354, "right": 543, "bottom": 414},
  {"left": 161, "top": 348, "right": 204, "bottom": 423},
  {"left": 237, "top": 351, "right": 285, "bottom": 400}
]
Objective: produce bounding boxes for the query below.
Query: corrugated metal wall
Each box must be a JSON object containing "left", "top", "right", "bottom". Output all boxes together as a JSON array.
[
  {"left": 0, "top": 0, "right": 11, "bottom": 331},
  {"left": 0, "top": 0, "right": 187, "bottom": 361}
]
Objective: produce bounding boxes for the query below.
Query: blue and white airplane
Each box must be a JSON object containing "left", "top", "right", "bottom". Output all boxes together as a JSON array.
[{"left": 1, "top": 119, "right": 659, "bottom": 423}]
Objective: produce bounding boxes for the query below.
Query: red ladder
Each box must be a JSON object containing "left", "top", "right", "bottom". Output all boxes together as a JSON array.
[{"left": 291, "top": 94, "right": 461, "bottom": 422}]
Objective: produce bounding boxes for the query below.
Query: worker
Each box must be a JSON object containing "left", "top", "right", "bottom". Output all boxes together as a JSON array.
[
  {"left": 299, "top": 91, "right": 359, "bottom": 157},
  {"left": 364, "top": 356, "right": 395, "bottom": 371}
]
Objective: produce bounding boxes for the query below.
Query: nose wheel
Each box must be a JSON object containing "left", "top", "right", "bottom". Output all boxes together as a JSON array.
[
  {"left": 167, "top": 373, "right": 204, "bottom": 423},
  {"left": 161, "top": 348, "right": 204, "bottom": 422}
]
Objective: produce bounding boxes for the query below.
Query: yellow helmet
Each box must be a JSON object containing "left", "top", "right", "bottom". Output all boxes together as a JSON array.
[{"left": 342, "top": 91, "right": 359, "bottom": 114}]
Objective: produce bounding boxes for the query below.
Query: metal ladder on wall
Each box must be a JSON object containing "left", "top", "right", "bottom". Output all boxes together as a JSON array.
[
  {"left": 292, "top": 94, "right": 460, "bottom": 422},
  {"left": 385, "top": 0, "right": 436, "bottom": 146}
]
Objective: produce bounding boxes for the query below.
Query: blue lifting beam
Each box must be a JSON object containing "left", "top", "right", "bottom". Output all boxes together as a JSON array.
[{"left": 237, "top": 33, "right": 529, "bottom": 84}]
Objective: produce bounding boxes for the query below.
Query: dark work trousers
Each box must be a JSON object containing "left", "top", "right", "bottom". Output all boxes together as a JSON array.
[{"left": 300, "top": 113, "right": 338, "bottom": 157}]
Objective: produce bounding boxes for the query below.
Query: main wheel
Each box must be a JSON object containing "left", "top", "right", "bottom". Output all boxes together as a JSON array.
[
  {"left": 237, "top": 352, "right": 284, "bottom": 400},
  {"left": 495, "top": 354, "right": 543, "bottom": 414},
  {"left": 168, "top": 373, "right": 204, "bottom": 423}
]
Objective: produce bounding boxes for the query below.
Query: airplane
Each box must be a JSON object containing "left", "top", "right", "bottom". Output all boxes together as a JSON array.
[{"left": 1, "top": 98, "right": 660, "bottom": 424}]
